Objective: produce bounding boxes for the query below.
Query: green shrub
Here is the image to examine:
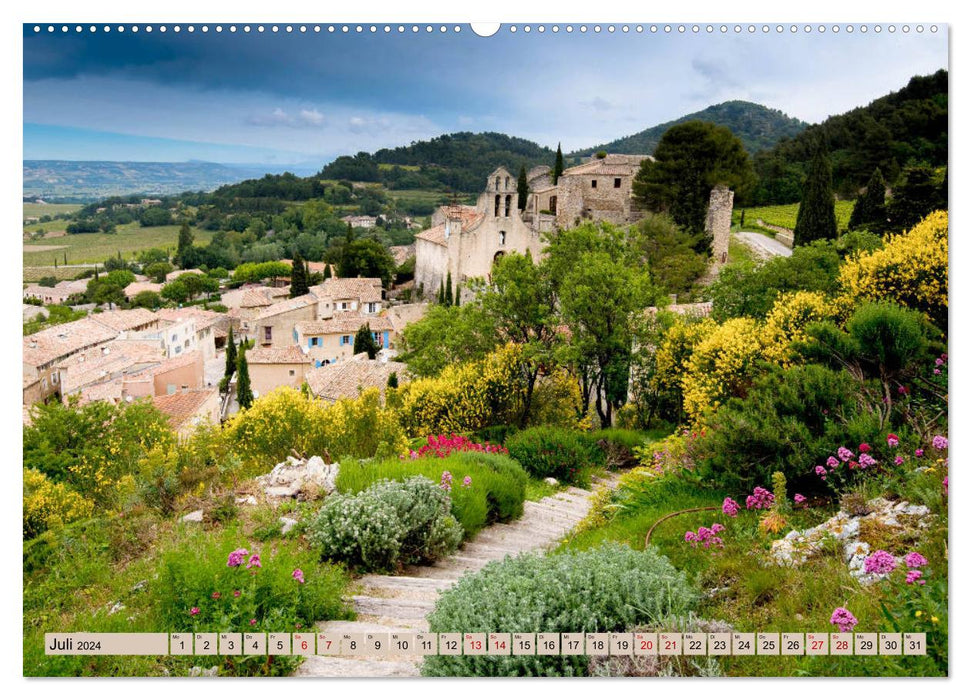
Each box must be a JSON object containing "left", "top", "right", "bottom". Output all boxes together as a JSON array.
[
  {"left": 423, "top": 543, "right": 697, "bottom": 676},
  {"left": 155, "top": 526, "right": 350, "bottom": 632},
  {"left": 335, "top": 452, "right": 527, "bottom": 538},
  {"left": 505, "top": 427, "right": 599, "bottom": 485},
  {"left": 694, "top": 364, "right": 883, "bottom": 493},
  {"left": 308, "top": 476, "right": 463, "bottom": 573},
  {"left": 590, "top": 428, "right": 646, "bottom": 470},
  {"left": 472, "top": 424, "right": 518, "bottom": 447}
]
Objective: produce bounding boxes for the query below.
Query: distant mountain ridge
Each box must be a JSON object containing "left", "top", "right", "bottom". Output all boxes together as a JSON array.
[
  {"left": 572, "top": 101, "right": 810, "bottom": 157},
  {"left": 23, "top": 160, "right": 316, "bottom": 202}
]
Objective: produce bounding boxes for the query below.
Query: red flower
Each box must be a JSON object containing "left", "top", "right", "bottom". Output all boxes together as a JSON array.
[{"left": 859, "top": 443, "right": 871, "bottom": 453}]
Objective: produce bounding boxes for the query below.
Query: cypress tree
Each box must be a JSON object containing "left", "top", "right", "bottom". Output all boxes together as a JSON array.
[
  {"left": 290, "top": 250, "right": 310, "bottom": 297},
  {"left": 444, "top": 271, "right": 454, "bottom": 306},
  {"left": 323, "top": 263, "right": 332, "bottom": 280},
  {"left": 224, "top": 327, "right": 237, "bottom": 379},
  {"left": 453, "top": 283, "right": 461, "bottom": 307},
  {"left": 553, "top": 143, "right": 564, "bottom": 185},
  {"left": 236, "top": 346, "right": 254, "bottom": 410},
  {"left": 345, "top": 222, "right": 354, "bottom": 244},
  {"left": 175, "top": 221, "right": 194, "bottom": 268},
  {"left": 517, "top": 165, "right": 529, "bottom": 210},
  {"left": 387, "top": 371, "right": 398, "bottom": 389},
  {"left": 849, "top": 167, "right": 887, "bottom": 231},
  {"left": 793, "top": 145, "right": 838, "bottom": 246},
  {"left": 353, "top": 323, "right": 379, "bottom": 359},
  {"left": 438, "top": 280, "right": 446, "bottom": 305}
]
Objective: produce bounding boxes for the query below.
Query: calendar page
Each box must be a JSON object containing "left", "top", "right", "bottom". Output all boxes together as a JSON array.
[{"left": 20, "top": 9, "right": 950, "bottom": 684}]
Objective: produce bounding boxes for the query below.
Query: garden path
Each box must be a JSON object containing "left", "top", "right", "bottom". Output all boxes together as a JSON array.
[{"left": 295, "top": 472, "right": 621, "bottom": 677}]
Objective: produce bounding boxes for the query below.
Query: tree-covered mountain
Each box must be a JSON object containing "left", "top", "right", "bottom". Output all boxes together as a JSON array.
[
  {"left": 319, "top": 132, "right": 556, "bottom": 193},
  {"left": 572, "top": 101, "right": 809, "bottom": 158},
  {"left": 752, "top": 70, "right": 948, "bottom": 204}
]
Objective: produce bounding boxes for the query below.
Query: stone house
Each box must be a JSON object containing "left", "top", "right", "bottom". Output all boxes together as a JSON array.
[
  {"left": 156, "top": 307, "right": 228, "bottom": 361},
  {"left": 132, "top": 316, "right": 197, "bottom": 358},
  {"left": 23, "top": 318, "right": 119, "bottom": 403},
  {"left": 310, "top": 277, "right": 384, "bottom": 318},
  {"left": 526, "top": 153, "right": 652, "bottom": 230},
  {"left": 246, "top": 346, "right": 313, "bottom": 398},
  {"left": 294, "top": 313, "right": 395, "bottom": 367},
  {"left": 123, "top": 281, "right": 164, "bottom": 302},
  {"left": 22, "top": 279, "right": 89, "bottom": 305},
  {"left": 414, "top": 167, "right": 544, "bottom": 300},
  {"left": 250, "top": 294, "right": 318, "bottom": 348}
]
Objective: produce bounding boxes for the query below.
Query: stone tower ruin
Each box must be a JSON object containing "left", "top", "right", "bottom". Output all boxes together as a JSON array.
[{"left": 706, "top": 184, "right": 734, "bottom": 267}]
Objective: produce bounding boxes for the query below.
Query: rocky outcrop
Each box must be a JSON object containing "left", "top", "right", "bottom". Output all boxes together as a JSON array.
[
  {"left": 257, "top": 455, "right": 339, "bottom": 501},
  {"left": 768, "top": 498, "right": 933, "bottom": 584}
]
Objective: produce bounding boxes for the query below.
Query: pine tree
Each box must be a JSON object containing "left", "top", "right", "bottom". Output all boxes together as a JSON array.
[
  {"left": 444, "top": 271, "right": 454, "bottom": 306},
  {"left": 793, "top": 145, "right": 838, "bottom": 246},
  {"left": 236, "top": 346, "right": 254, "bottom": 410},
  {"left": 553, "top": 143, "right": 564, "bottom": 185},
  {"left": 849, "top": 167, "right": 887, "bottom": 231},
  {"left": 175, "top": 221, "right": 194, "bottom": 268},
  {"left": 224, "top": 327, "right": 237, "bottom": 379},
  {"left": 353, "top": 323, "right": 379, "bottom": 359},
  {"left": 290, "top": 251, "right": 310, "bottom": 297},
  {"left": 517, "top": 165, "right": 529, "bottom": 210}
]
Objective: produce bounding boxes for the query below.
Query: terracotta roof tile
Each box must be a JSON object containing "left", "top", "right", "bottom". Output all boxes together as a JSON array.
[
  {"left": 156, "top": 307, "right": 227, "bottom": 332},
  {"left": 90, "top": 308, "right": 159, "bottom": 332},
  {"left": 247, "top": 346, "right": 312, "bottom": 365},
  {"left": 310, "top": 277, "right": 383, "bottom": 303},
  {"left": 255, "top": 294, "right": 317, "bottom": 321},
  {"left": 151, "top": 388, "right": 219, "bottom": 430},
  {"left": 296, "top": 313, "right": 393, "bottom": 336},
  {"left": 305, "top": 358, "right": 409, "bottom": 402},
  {"left": 23, "top": 318, "right": 119, "bottom": 369}
]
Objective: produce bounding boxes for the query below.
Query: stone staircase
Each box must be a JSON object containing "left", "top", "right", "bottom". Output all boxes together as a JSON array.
[{"left": 294, "top": 474, "right": 619, "bottom": 677}]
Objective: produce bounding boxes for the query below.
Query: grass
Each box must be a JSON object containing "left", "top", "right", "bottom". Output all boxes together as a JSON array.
[
  {"left": 23, "top": 222, "right": 213, "bottom": 271},
  {"left": 728, "top": 233, "right": 759, "bottom": 266},
  {"left": 559, "top": 469, "right": 947, "bottom": 677},
  {"left": 24, "top": 505, "right": 352, "bottom": 677},
  {"left": 734, "top": 201, "right": 856, "bottom": 232},
  {"left": 24, "top": 202, "right": 82, "bottom": 219}
]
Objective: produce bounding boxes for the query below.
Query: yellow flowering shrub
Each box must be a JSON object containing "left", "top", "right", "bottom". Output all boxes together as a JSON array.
[
  {"left": 838, "top": 210, "right": 948, "bottom": 328},
  {"left": 652, "top": 317, "right": 717, "bottom": 397},
  {"left": 225, "top": 386, "right": 407, "bottom": 466},
  {"left": 681, "top": 317, "right": 764, "bottom": 422},
  {"left": 397, "top": 344, "right": 526, "bottom": 437},
  {"left": 762, "top": 290, "right": 836, "bottom": 365},
  {"left": 23, "top": 468, "right": 95, "bottom": 538},
  {"left": 529, "top": 368, "right": 586, "bottom": 428}
]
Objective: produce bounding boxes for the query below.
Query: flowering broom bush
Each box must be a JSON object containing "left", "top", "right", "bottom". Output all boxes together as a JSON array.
[
  {"left": 23, "top": 468, "right": 95, "bottom": 539},
  {"left": 423, "top": 544, "right": 697, "bottom": 677}
]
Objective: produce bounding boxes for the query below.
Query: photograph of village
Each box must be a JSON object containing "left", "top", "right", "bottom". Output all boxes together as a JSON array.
[{"left": 22, "top": 22, "right": 948, "bottom": 678}]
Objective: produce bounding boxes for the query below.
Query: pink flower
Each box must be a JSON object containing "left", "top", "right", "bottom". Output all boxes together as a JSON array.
[
  {"left": 905, "top": 570, "right": 926, "bottom": 585},
  {"left": 463, "top": 475, "right": 472, "bottom": 488},
  {"left": 904, "top": 552, "right": 927, "bottom": 568},
  {"left": 211, "top": 592, "right": 221, "bottom": 600},
  {"left": 249, "top": 618, "right": 257, "bottom": 626},
  {"left": 826, "top": 456, "right": 840, "bottom": 469},
  {"left": 894, "top": 456, "right": 904, "bottom": 466},
  {"left": 440, "top": 470, "right": 453, "bottom": 492},
  {"left": 933, "top": 368, "right": 941, "bottom": 375},
  {"left": 745, "top": 487, "right": 774, "bottom": 510},
  {"left": 189, "top": 607, "right": 200, "bottom": 616},
  {"left": 859, "top": 443, "right": 871, "bottom": 453},
  {"left": 711, "top": 522, "right": 725, "bottom": 533},
  {"left": 815, "top": 465, "right": 828, "bottom": 478},
  {"left": 915, "top": 449, "right": 924, "bottom": 457},
  {"left": 830, "top": 607, "right": 858, "bottom": 633},
  {"left": 932, "top": 435, "right": 948, "bottom": 450},
  {"left": 722, "top": 497, "right": 739, "bottom": 517},
  {"left": 246, "top": 554, "right": 261, "bottom": 569},
  {"left": 227, "top": 548, "right": 249, "bottom": 568},
  {"left": 859, "top": 453, "right": 877, "bottom": 469},
  {"left": 887, "top": 434, "right": 899, "bottom": 448},
  {"left": 684, "top": 531, "right": 697, "bottom": 543},
  {"left": 864, "top": 550, "right": 897, "bottom": 575},
  {"left": 943, "top": 476, "right": 948, "bottom": 495},
  {"left": 794, "top": 494, "right": 806, "bottom": 505},
  {"left": 292, "top": 568, "right": 305, "bottom": 584},
  {"left": 935, "top": 357, "right": 944, "bottom": 366},
  {"left": 233, "top": 590, "right": 241, "bottom": 598},
  {"left": 837, "top": 446, "right": 854, "bottom": 462}
]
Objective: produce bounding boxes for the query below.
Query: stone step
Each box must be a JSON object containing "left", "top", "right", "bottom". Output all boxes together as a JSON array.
[
  {"left": 351, "top": 595, "right": 435, "bottom": 619},
  {"left": 315, "top": 619, "right": 426, "bottom": 636},
  {"left": 295, "top": 656, "right": 421, "bottom": 678},
  {"left": 357, "top": 574, "right": 455, "bottom": 592}
]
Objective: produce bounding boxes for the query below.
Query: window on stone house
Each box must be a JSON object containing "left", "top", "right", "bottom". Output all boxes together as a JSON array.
[
  {"left": 264, "top": 326, "right": 272, "bottom": 343},
  {"left": 614, "top": 178, "right": 622, "bottom": 188},
  {"left": 505, "top": 195, "right": 512, "bottom": 216},
  {"left": 550, "top": 195, "right": 557, "bottom": 214},
  {"left": 505, "top": 176, "right": 510, "bottom": 189},
  {"left": 494, "top": 194, "right": 501, "bottom": 216},
  {"left": 591, "top": 179, "right": 597, "bottom": 188},
  {"left": 495, "top": 177, "right": 500, "bottom": 190},
  {"left": 289, "top": 369, "right": 296, "bottom": 377},
  {"left": 499, "top": 231, "right": 506, "bottom": 245}
]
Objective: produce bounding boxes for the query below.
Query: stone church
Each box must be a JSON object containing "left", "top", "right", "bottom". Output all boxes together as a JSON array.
[{"left": 414, "top": 154, "right": 732, "bottom": 299}]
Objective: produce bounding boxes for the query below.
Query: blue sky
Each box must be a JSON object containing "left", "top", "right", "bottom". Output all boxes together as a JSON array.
[{"left": 23, "top": 24, "right": 948, "bottom": 166}]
